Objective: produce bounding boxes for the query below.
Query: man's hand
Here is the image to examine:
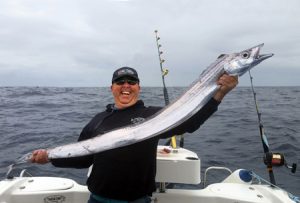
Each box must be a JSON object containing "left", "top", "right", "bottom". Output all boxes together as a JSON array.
[
  {"left": 30, "top": 149, "right": 49, "bottom": 164},
  {"left": 213, "top": 74, "right": 238, "bottom": 102}
]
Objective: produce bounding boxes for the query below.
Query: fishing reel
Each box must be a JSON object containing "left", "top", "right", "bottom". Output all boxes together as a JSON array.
[{"left": 264, "top": 152, "right": 297, "bottom": 173}]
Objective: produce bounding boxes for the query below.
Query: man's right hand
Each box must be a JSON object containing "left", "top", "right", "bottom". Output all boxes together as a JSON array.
[{"left": 30, "top": 149, "right": 49, "bottom": 164}]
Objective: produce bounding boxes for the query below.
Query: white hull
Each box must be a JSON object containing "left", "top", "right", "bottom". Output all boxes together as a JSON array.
[
  {"left": 0, "top": 177, "right": 295, "bottom": 203},
  {"left": 1, "top": 146, "right": 297, "bottom": 203}
]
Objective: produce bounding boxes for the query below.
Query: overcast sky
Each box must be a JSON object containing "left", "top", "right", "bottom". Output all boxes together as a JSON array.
[{"left": 0, "top": 0, "right": 299, "bottom": 87}]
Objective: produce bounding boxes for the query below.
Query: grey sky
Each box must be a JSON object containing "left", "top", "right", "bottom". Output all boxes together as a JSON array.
[{"left": 0, "top": 0, "right": 299, "bottom": 87}]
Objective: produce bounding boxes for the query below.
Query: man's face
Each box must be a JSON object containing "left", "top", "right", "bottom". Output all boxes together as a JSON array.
[{"left": 111, "top": 77, "right": 140, "bottom": 109}]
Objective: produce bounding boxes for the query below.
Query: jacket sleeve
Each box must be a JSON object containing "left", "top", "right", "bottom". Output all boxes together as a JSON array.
[{"left": 160, "top": 98, "right": 220, "bottom": 138}]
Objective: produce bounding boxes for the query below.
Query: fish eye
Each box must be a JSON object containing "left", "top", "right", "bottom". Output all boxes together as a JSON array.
[
  {"left": 217, "top": 54, "right": 225, "bottom": 59},
  {"left": 241, "top": 51, "right": 250, "bottom": 59}
]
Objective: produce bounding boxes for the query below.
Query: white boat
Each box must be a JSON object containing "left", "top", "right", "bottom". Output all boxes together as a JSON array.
[{"left": 0, "top": 146, "right": 298, "bottom": 203}]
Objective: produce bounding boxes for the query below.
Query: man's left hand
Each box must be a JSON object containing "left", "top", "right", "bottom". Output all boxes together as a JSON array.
[{"left": 213, "top": 74, "right": 238, "bottom": 101}]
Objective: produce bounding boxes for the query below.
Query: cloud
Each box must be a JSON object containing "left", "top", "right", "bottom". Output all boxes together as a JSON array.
[{"left": 0, "top": 0, "right": 299, "bottom": 87}]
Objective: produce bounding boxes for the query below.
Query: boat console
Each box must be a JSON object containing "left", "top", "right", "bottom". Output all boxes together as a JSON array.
[{"left": 156, "top": 146, "right": 200, "bottom": 185}]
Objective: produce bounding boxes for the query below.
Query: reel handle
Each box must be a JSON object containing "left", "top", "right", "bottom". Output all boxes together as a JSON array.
[
  {"left": 264, "top": 152, "right": 297, "bottom": 173},
  {"left": 286, "top": 163, "right": 297, "bottom": 174}
]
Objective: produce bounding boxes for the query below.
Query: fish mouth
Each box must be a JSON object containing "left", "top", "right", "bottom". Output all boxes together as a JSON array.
[
  {"left": 253, "top": 43, "right": 274, "bottom": 62},
  {"left": 257, "top": 53, "right": 274, "bottom": 61}
]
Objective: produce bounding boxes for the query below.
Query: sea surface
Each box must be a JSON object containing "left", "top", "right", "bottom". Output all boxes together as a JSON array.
[{"left": 0, "top": 86, "right": 299, "bottom": 196}]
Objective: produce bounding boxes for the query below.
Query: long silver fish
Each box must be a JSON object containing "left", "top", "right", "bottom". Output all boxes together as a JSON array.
[{"left": 21, "top": 44, "right": 273, "bottom": 161}]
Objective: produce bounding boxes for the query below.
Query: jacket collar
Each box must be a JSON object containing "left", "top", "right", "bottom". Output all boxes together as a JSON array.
[{"left": 106, "top": 100, "right": 144, "bottom": 112}]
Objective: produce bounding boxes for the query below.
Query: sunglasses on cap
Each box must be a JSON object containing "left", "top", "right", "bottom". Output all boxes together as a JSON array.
[{"left": 114, "top": 78, "right": 139, "bottom": 86}]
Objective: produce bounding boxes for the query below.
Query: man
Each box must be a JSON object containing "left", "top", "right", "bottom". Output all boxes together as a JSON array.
[{"left": 31, "top": 67, "right": 238, "bottom": 203}]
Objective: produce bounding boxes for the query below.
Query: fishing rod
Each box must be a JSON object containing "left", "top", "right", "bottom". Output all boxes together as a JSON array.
[
  {"left": 154, "top": 30, "right": 170, "bottom": 106},
  {"left": 248, "top": 70, "right": 297, "bottom": 186},
  {"left": 154, "top": 30, "right": 183, "bottom": 148}
]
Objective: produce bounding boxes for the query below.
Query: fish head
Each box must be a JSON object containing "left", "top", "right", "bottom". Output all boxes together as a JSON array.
[{"left": 224, "top": 43, "right": 274, "bottom": 76}]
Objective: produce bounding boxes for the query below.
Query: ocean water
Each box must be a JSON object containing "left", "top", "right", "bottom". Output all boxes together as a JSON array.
[{"left": 0, "top": 86, "right": 299, "bottom": 196}]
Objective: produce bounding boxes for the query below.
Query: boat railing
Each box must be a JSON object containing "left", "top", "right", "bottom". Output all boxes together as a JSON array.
[
  {"left": 203, "top": 166, "right": 232, "bottom": 188},
  {"left": 19, "top": 169, "right": 33, "bottom": 177}
]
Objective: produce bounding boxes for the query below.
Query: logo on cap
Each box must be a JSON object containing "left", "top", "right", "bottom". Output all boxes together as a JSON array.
[
  {"left": 112, "top": 67, "right": 139, "bottom": 83},
  {"left": 117, "top": 68, "right": 135, "bottom": 76}
]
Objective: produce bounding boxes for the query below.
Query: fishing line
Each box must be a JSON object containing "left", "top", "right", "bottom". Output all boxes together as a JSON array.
[
  {"left": 249, "top": 70, "right": 277, "bottom": 185},
  {"left": 248, "top": 70, "right": 297, "bottom": 186},
  {"left": 250, "top": 171, "right": 300, "bottom": 203}
]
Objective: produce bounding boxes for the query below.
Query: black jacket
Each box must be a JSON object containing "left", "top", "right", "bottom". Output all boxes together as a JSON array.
[{"left": 52, "top": 99, "right": 220, "bottom": 201}]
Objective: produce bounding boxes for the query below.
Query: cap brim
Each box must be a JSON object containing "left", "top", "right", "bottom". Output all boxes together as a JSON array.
[{"left": 112, "top": 75, "right": 139, "bottom": 83}]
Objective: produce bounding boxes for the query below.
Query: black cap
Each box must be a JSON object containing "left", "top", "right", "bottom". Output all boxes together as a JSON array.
[{"left": 112, "top": 67, "right": 139, "bottom": 83}]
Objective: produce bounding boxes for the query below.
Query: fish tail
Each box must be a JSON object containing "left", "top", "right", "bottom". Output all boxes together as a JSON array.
[{"left": 16, "top": 152, "right": 33, "bottom": 165}]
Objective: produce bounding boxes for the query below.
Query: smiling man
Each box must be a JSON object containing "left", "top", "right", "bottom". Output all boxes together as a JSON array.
[
  {"left": 31, "top": 66, "right": 238, "bottom": 203},
  {"left": 111, "top": 67, "right": 141, "bottom": 109}
]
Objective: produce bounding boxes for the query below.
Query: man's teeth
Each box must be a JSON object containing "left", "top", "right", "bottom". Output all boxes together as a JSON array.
[{"left": 122, "top": 91, "right": 130, "bottom": 95}]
